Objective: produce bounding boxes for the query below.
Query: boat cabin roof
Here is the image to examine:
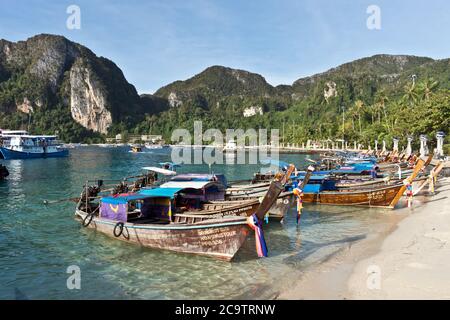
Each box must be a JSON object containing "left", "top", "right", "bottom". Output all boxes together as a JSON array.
[
  {"left": 102, "top": 187, "right": 184, "bottom": 204},
  {"left": 159, "top": 180, "right": 225, "bottom": 190},
  {"left": 169, "top": 173, "right": 219, "bottom": 182},
  {"left": 101, "top": 181, "right": 226, "bottom": 205},
  {"left": 3, "top": 134, "right": 57, "bottom": 139},
  {"left": 142, "top": 166, "right": 177, "bottom": 176},
  {"left": 0, "top": 130, "right": 28, "bottom": 136}
]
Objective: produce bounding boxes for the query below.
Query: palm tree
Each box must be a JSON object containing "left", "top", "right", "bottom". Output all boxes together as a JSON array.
[
  {"left": 368, "top": 104, "right": 376, "bottom": 125},
  {"left": 376, "top": 90, "right": 389, "bottom": 116},
  {"left": 373, "top": 102, "right": 384, "bottom": 124},
  {"left": 418, "top": 78, "right": 439, "bottom": 100},
  {"left": 351, "top": 108, "right": 358, "bottom": 131},
  {"left": 402, "top": 83, "right": 419, "bottom": 107},
  {"left": 354, "top": 100, "right": 364, "bottom": 134}
]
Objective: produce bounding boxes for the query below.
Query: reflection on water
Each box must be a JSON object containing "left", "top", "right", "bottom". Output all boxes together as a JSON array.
[{"left": 0, "top": 147, "right": 395, "bottom": 299}]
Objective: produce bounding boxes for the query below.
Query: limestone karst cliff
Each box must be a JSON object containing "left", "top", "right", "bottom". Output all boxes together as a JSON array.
[{"left": 0, "top": 34, "right": 144, "bottom": 139}]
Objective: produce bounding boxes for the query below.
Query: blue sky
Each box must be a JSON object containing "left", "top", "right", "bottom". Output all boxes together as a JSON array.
[{"left": 1, "top": 0, "right": 450, "bottom": 93}]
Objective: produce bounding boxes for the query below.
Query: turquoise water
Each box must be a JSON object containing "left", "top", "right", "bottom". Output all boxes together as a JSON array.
[{"left": 0, "top": 147, "right": 394, "bottom": 299}]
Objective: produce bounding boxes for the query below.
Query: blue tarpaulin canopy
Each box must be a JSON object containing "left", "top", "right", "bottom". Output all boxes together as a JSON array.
[
  {"left": 138, "top": 187, "right": 184, "bottom": 199},
  {"left": 101, "top": 194, "right": 153, "bottom": 205},
  {"left": 101, "top": 188, "right": 184, "bottom": 204}
]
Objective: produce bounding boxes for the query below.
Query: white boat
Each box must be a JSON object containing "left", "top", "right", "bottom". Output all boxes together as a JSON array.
[
  {"left": 145, "top": 143, "right": 163, "bottom": 150},
  {"left": 223, "top": 140, "right": 238, "bottom": 153},
  {"left": 0, "top": 130, "right": 69, "bottom": 160}
]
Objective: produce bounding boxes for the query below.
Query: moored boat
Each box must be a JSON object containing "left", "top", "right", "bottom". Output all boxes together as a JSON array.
[
  {"left": 164, "top": 172, "right": 297, "bottom": 221},
  {"left": 0, "top": 130, "right": 68, "bottom": 160},
  {"left": 144, "top": 143, "right": 163, "bottom": 150},
  {"left": 299, "top": 157, "right": 428, "bottom": 209},
  {"left": 130, "top": 145, "right": 143, "bottom": 153},
  {"left": 75, "top": 165, "right": 294, "bottom": 261}
]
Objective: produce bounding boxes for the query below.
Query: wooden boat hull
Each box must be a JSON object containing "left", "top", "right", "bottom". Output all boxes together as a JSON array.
[
  {"left": 225, "top": 191, "right": 294, "bottom": 221},
  {"left": 302, "top": 184, "right": 404, "bottom": 208},
  {"left": 76, "top": 210, "right": 250, "bottom": 261},
  {"left": 176, "top": 200, "right": 260, "bottom": 223}
]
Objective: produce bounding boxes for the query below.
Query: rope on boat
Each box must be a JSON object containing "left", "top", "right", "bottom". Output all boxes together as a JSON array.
[{"left": 405, "top": 180, "right": 414, "bottom": 208}]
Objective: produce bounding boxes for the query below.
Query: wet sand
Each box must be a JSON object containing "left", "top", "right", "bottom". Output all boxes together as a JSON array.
[{"left": 278, "top": 177, "right": 450, "bottom": 300}]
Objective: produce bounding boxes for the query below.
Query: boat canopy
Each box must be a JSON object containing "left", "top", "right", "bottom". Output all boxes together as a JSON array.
[
  {"left": 102, "top": 188, "right": 184, "bottom": 204},
  {"left": 101, "top": 193, "right": 154, "bottom": 205},
  {"left": 169, "top": 174, "right": 217, "bottom": 182},
  {"left": 160, "top": 180, "right": 223, "bottom": 190},
  {"left": 139, "top": 187, "right": 184, "bottom": 198},
  {"left": 168, "top": 174, "right": 227, "bottom": 187},
  {"left": 142, "top": 166, "right": 177, "bottom": 176}
]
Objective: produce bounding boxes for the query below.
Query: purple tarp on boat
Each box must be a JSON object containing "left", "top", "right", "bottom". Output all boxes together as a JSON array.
[{"left": 100, "top": 202, "right": 127, "bottom": 222}]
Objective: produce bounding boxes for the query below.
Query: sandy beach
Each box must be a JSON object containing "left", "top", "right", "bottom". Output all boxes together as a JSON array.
[{"left": 279, "top": 177, "right": 450, "bottom": 300}]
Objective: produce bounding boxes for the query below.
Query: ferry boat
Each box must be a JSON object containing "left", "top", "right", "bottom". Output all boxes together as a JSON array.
[{"left": 0, "top": 130, "right": 69, "bottom": 160}]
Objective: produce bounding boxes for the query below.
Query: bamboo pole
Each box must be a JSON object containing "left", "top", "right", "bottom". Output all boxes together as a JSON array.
[{"left": 388, "top": 155, "right": 432, "bottom": 208}]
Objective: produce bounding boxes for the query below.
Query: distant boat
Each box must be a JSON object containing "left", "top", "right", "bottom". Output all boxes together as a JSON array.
[
  {"left": 0, "top": 130, "right": 69, "bottom": 160},
  {"left": 130, "top": 145, "right": 143, "bottom": 153},
  {"left": 62, "top": 143, "right": 81, "bottom": 149},
  {"left": 97, "top": 143, "right": 121, "bottom": 148},
  {"left": 223, "top": 140, "right": 242, "bottom": 153},
  {"left": 0, "top": 164, "right": 9, "bottom": 180},
  {"left": 144, "top": 143, "right": 163, "bottom": 150}
]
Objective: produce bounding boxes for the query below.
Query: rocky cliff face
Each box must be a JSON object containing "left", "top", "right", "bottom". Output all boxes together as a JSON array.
[
  {"left": 69, "top": 58, "right": 112, "bottom": 134},
  {"left": 0, "top": 34, "right": 144, "bottom": 136}
]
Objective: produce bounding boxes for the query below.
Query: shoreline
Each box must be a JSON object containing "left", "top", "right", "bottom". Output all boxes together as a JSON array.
[{"left": 278, "top": 177, "right": 450, "bottom": 300}]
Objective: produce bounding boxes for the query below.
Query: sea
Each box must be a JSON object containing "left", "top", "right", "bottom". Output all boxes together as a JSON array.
[{"left": 0, "top": 146, "right": 399, "bottom": 299}]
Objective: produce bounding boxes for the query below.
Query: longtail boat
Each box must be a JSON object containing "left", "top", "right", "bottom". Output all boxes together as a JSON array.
[
  {"left": 75, "top": 165, "right": 295, "bottom": 261},
  {"left": 225, "top": 167, "right": 314, "bottom": 221},
  {"left": 300, "top": 156, "right": 429, "bottom": 209},
  {"left": 163, "top": 172, "right": 296, "bottom": 221}
]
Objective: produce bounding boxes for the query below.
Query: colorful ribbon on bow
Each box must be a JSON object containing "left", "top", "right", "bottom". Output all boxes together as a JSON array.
[
  {"left": 247, "top": 214, "right": 268, "bottom": 257},
  {"left": 405, "top": 181, "right": 413, "bottom": 208},
  {"left": 293, "top": 187, "right": 304, "bottom": 224}
]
